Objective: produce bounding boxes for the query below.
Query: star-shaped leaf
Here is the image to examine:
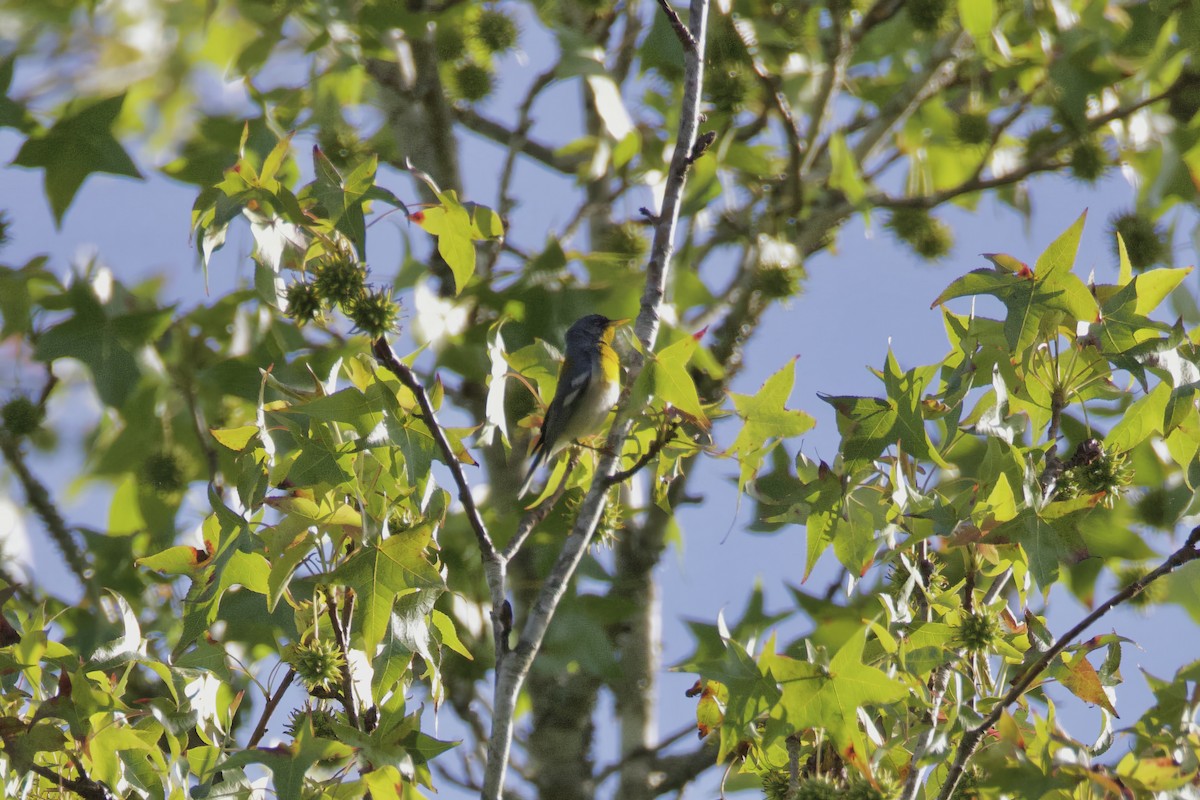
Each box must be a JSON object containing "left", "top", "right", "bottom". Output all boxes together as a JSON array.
[
  {"left": 328, "top": 524, "right": 444, "bottom": 654},
  {"left": 13, "top": 94, "right": 143, "bottom": 225},
  {"left": 932, "top": 212, "right": 1097, "bottom": 353},
  {"left": 761, "top": 626, "right": 907, "bottom": 767},
  {"left": 727, "top": 358, "right": 814, "bottom": 483}
]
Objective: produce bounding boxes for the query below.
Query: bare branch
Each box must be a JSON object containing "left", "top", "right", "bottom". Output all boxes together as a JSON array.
[
  {"left": 655, "top": 0, "right": 697, "bottom": 52},
  {"left": 481, "top": 2, "right": 711, "bottom": 797},
  {"left": 323, "top": 586, "right": 359, "bottom": 728},
  {"left": 0, "top": 432, "right": 99, "bottom": 606},
  {"left": 247, "top": 668, "right": 297, "bottom": 749},
  {"left": 496, "top": 68, "right": 559, "bottom": 222},
  {"left": 371, "top": 338, "right": 496, "bottom": 563},
  {"left": 503, "top": 452, "right": 580, "bottom": 561},
  {"left": 455, "top": 107, "right": 585, "bottom": 174}
]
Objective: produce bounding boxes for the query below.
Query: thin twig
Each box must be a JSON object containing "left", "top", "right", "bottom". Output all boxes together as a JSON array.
[
  {"left": 371, "top": 338, "right": 496, "bottom": 562},
  {"left": 605, "top": 420, "right": 683, "bottom": 486},
  {"left": 0, "top": 433, "right": 99, "bottom": 607},
  {"left": 323, "top": 586, "right": 359, "bottom": 729},
  {"left": 655, "top": 0, "right": 697, "bottom": 51},
  {"left": 593, "top": 722, "right": 698, "bottom": 784},
  {"left": 454, "top": 107, "right": 584, "bottom": 174},
  {"left": 503, "top": 453, "right": 579, "bottom": 561},
  {"left": 495, "top": 68, "right": 558, "bottom": 224},
  {"left": 246, "top": 668, "right": 297, "bottom": 748},
  {"left": 934, "top": 527, "right": 1200, "bottom": 800},
  {"left": 25, "top": 762, "right": 115, "bottom": 800}
]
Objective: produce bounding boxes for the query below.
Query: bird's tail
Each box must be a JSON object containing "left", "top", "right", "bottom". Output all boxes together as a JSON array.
[{"left": 517, "top": 448, "right": 546, "bottom": 499}]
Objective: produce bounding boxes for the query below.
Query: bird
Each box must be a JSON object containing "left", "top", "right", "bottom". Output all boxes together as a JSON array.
[{"left": 518, "top": 314, "right": 627, "bottom": 498}]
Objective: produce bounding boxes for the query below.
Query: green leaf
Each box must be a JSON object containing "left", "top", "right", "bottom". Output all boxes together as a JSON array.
[
  {"left": 218, "top": 720, "right": 353, "bottom": 798},
  {"left": 762, "top": 626, "right": 906, "bottom": 768},
  {"left": 137, "top": 545, "right": 210, "bottom": 576},
  {"left": 637, "top": 333, "right": 709, "bottom": 428},
  {"left": 828, "top": 133, "right": 868, "bottom": 206},
  {"left": 728, "top": 357, "right": 816, "bottom": 465},
  {"left": 411, "top": 191, "right": 477, "bottom": 295},
  {"left": 328, "top": 525, "right": 445, "bottom": 654},
  {"left": 12, "top": 94, "right": 144, "bottom": 225}
]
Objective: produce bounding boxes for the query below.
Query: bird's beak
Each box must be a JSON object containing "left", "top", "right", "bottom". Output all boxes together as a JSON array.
[{"left": 610, "top": 318, "right": 632, "bottom": 327}]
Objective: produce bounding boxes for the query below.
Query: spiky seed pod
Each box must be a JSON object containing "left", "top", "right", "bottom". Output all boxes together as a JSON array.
[
  {"left": 348, "top": 288, "right": 401, "bottom": 338},
  {"left": 1069, "top": 139, "right": 1107, "bottom": 183},
  {"left": 312, "top": 256, "right": 366, "bottom": 308},
  {"left": 761, "top": 770, "right": 790, "bottom": 800},
  {"left": 452, "top": 62, "right": 495, "bottom": 103},
  {"left": 907, "top": 0, "right": 949, "bottom": 31},
  {"left": 1110, "top": 212, "right": 1168, "bottom": 271},
  {"left": 846, "top": 777, "right": 889, "bottom": 800},
  {"left": 886, "top": 208, "right": 953, "bottom": 260},
  {"left": 1060, "top": 446, "right": 1133, "bottom": 509},
  {"left": 796, "top": 775, "right": 843, "bottom": 800},
  {"left": 285, "top": 705, "right": 340, "bottom": 738},
  {"left": 433, "top": 21, "right": 468, "bottom": 61},
  {"left": 1023, "top": 126, "right": 1064, "bottom": 163},
  {"left": 954, "top": 111, "right": 991, "bottom": 145},
  {"left": 142, "top": 451, "right": 187, "bottom": 494},
  {"left": 597, "top": 221, "right": 649, "bottom": 263},
  {"left": 1168, "top": 69, "right": 1200, "bottom": 123},
  {"left": 954, "top": 611, "right": 1002, "bottom": 653},
  {"left": 756, "top": 264, "right": 802, "bottom": 299},
  {"left": 706, "top": 65, "right": 756, "bottom": 114},
  {"left": 2, "top": 396, "right": 43, "bottom": 437},
  {"left": 286, "top": 639, "right": 345, "bottom": 693},
  {"left": 1114, "top": 563, "right": 1168, "bottom": 610},
  {"left": 476, "top": 9, "right": 519, "bottom": 53},
  {"left": 285, "top": 281, "right": 325, "bottom": 324}
]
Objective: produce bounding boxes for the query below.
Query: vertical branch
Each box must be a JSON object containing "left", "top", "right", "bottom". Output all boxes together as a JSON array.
[
  {"left": 0, "top": 433, "right": 100, "bottom": 607},
  {"left": 480, "top": 2, "right": 710, "bottom": 798}
]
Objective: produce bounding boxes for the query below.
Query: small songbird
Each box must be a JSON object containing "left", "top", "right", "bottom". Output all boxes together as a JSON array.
[{"left": 518, "top": 314, "right": 627, "bottom": 498}]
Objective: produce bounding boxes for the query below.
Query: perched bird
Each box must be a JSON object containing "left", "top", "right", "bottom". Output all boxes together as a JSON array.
[{"left": 518, "top": 314, "right": 627, "bottom": 498}]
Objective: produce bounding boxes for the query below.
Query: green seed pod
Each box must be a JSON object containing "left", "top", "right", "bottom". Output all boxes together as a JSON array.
[
  {"left": 1069, "top": 139, "right": 1107, "bottom": 183},
  {"left": 476, "top": 8, "right": 519, "bottom": 54},
  {"left": 2, "top": 396, "right": 43, "bottom": 438},
  {"left": 907, "top": 0, "right": 949, "bottom": 32},
  {"left": 452, "top": 62, "right": 495, "bottom": 103},
  {"left": 142, "top": 451, "right": 187, "bottom": 494},
  {"left": 313, "top": 255, "right": 367, "bottom": 308},
  {"left": 434, "top": 21, "right": 468, "bottom": 61},
  {"left": 1110, "top": 212, "right": 1168, "bottom": 271},
  {"left": 954, "top": 111, "right": 991, "bottom": 145},
  {"left": 954, "top": 610, "right": 1002, "bottom": 653},
  {"left": 285, "top": 281, "right": 325, "bottom": 324},
  {"left": 348, "top": 288, "right": 401, "bottom": 337},
  {"left": 796, "top": 775, "right": 843, "bottom": 800},
  {"left": 286, "top": 639, "right": 345, "bottom": 693}
]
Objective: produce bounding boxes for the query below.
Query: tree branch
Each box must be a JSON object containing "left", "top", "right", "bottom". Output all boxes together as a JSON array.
[
  {"left": 25, "top": 761, "right": 115, "bottom": 800},
  {"left": 455, "top": 107, "right": 585, "bottom": 174},
  {"left": 933, "top": 527, "right": 1200, "bottom": 800},
  {"left": 480, "top": 2, "right": 710, "bottom": 797},
  {"left": 247, "top": 668, "right": 297, "bottom": 748},
  {"left": 0, "top": 432, "right": 99, "bottom": 607},
  {"left": 323, "top": 586, "right": 359, "bottom": 729}
]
